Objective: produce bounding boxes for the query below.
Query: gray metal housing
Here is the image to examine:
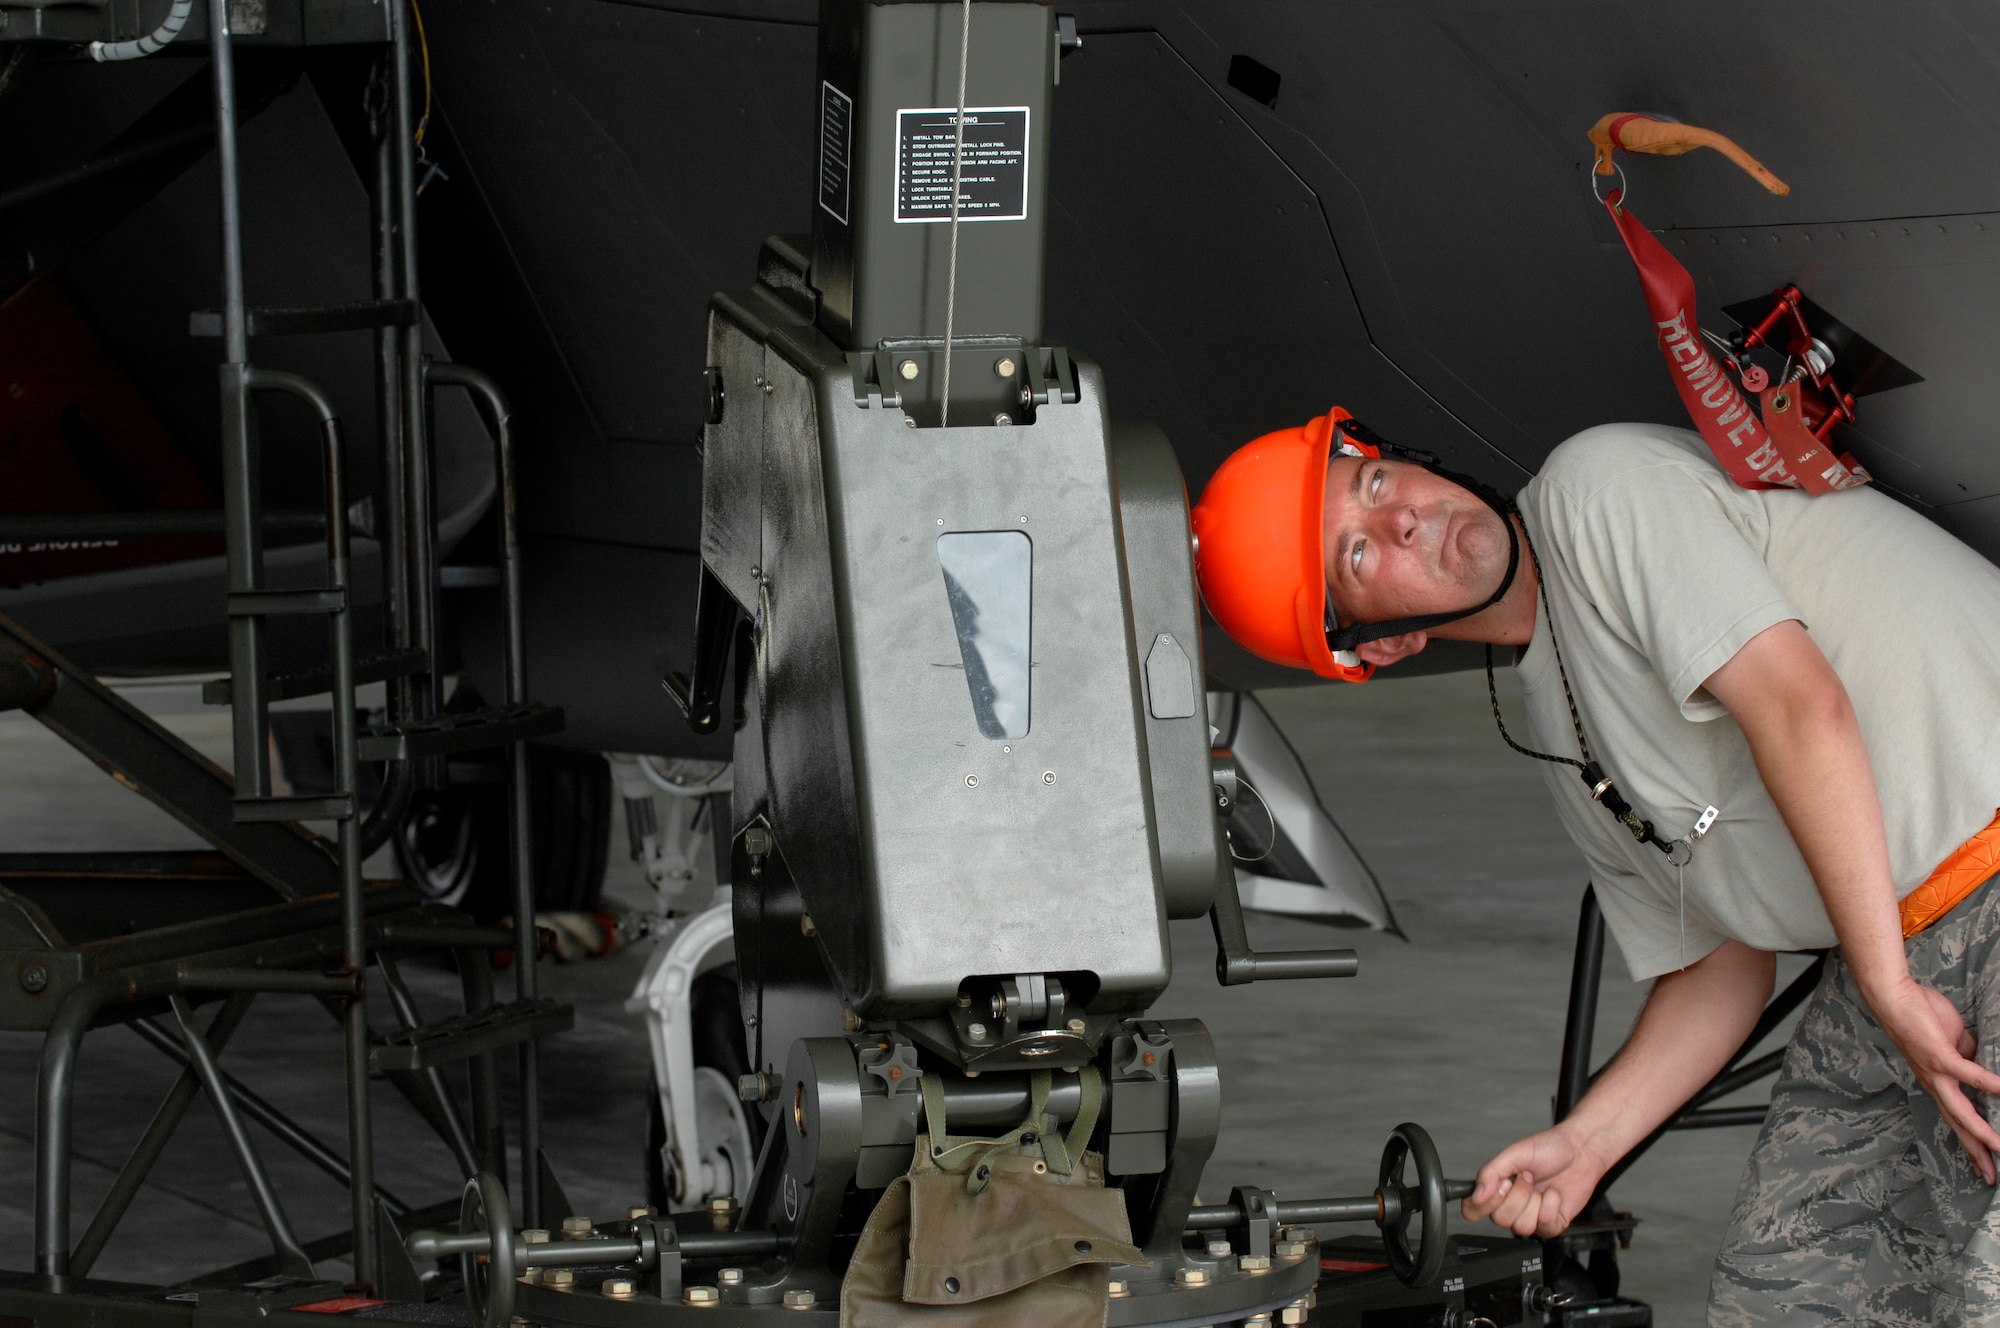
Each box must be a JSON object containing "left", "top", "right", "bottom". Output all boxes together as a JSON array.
[{"left": 703, "top": 257, "right": 1225, "bottom": 1018}]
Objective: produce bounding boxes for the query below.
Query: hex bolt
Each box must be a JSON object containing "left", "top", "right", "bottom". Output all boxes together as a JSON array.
[
  {"left": 967, "top": 1022, "right": 988, "bottom": 1042},
  {"left": 1107, "top": 1279, "right": 1130, "bottom": 1298},
  {"left": 800, "top": 912, "right": 817, "bottom": 937},
  {"left": 18, "top": 963, "right": 47, "bottom": 993},
  {"left": 718, "top": 1268, "right": 745, "bottom": 1288},
  {"left": 841, "top": 1008, "right": 861, "bottom": 1031},
  {"left": 1280, "top": 1298, "right": 1311, "bottom": 1326},
  {"left": 898, "top": 360, "right": 920, "bottom": 380},
  {"left": 545, "top": 1269, "right": 575, "bottom": 1291},
  {"left": 783, "top": 1289, "right": 817, "bottom": 1310},
  {"left": 601, "top": 1279, "right": 635, "bottom": 1299},
  {"left": 709, "top": 1195, "right": 742, "bottom": 1217},
  {"left": 627, "top": 1205, "right": 655, "bottom": 1219},
  {"left": 560, "top": 1216, "right": 593, "bottom": 1238},
  {"left": 1239, "top": 1254, "right": 1272, "bottom": 1272},
  {"left": 1274, "top": 1237, "right": 1310, "bottom": 1260},
  {"left": 517, "top": 1269, "right": 541, "bottom": 1286},
  {"left": 1042, "top": 771, "right": 1056, "bottom": 785},
  {"left": 994, "top": 357, "right": 1017, "bottom": 377},
  {"left": 993, "top": 413, "right": 1013, "bottom": 426},
  {"left": 737, "top": 1072, "right": 767, "bottom": 1103},
  {"left": 1206, "top": 1238, "right": 1233, "bottom": 1259},
  {"left": 521, "top": 1228, "right": 550, "bottom": 1245},
  {"left": 1067, "top": 1017, "right": 1086, "bottom": 1033},
  {"left": 1175, "top": 1267, "right": 1210, "bottom": 1287},
  {"left": 683, "top": 1285, "right": 720, "bottom": 1307}
]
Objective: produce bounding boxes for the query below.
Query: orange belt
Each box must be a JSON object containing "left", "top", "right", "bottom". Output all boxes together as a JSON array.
[{"left": 1899, "top": 811, "right": 2000, "bottom": 938}]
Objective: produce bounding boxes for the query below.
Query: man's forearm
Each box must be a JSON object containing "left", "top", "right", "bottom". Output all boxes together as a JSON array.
[
  {"left": 1747, "top": 699, "right": 1906, "bottom": 1002},
  {"left": 1561, "top": 941, "right": 1776, "bottom": 1166},
  {"left": 1704, "top": 621, "right": 1908, "bottom": 1005}
]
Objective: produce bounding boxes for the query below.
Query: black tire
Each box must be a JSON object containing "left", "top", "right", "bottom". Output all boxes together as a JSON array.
[
  {"left": 393, "top": 785, "right": 483, "bottom": 907},
  {"left": 645, "top": 964, "right": 762, "bottom": 1211},
  {"left": 393, "top": 745, "right": 612, "bottom": 923},
  {"left": 525, "top": 746, "right": 612, "bottom": 914}
]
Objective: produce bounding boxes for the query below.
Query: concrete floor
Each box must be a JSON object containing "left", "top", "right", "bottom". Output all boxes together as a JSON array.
[{"left": 0, "top": 667, "right": 1803, "bottom": 1324}]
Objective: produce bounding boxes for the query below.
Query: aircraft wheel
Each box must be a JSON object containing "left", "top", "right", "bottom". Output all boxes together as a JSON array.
[
  {"left": 393, "top": 746, "right": 610, "bottom": 922},
  {"left": 646, "top": 964, "right": 765, "bottom": 1209},
  {"left": 393, "top": 787, "right": 481, "bottom": 907}
]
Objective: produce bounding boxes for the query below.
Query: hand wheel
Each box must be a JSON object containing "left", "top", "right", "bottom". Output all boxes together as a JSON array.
[
  {"left": 461, "top": 1171, "right": 517, "bottom": 1328},
  {"left": 1376, "top": 1121, "right": 1449, "bottom": 1288}
]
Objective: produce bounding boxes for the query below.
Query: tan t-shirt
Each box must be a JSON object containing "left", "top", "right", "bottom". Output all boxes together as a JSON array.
[{"left": 1516, "top": 424, "right": 2000, "bottom": 981}]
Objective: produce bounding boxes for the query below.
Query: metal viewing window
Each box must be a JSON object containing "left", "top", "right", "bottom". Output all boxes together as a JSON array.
[{"left": 937, "top": 530, "right": 1031, "bottom": 739}]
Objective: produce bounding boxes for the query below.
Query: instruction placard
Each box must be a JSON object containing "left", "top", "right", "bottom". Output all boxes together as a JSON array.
[
  {"left": 819, "top": 81, "right": 853, "bottom": 224},
  {"left": 895, "top": 106, "right": 1030, "bottom": 223}
]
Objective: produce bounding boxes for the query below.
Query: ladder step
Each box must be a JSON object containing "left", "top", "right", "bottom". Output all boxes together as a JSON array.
[
  {"left": 357, "top": 702, "right": 564, "bottom": 762},
  {"left": 369, "top": 998, "right": 575, "bottom": 1072},
  {"left": 189, "top": 298, "right": 418, "bottom": 339},
  {"left": 227, "top": 588, "right": 346, "bottom": 617},
  {"left": 234, "top": 794, "right": 355, "bottom": 823},
  {"left": 203, "top": 647, "right": 429, "bottom": 706}
]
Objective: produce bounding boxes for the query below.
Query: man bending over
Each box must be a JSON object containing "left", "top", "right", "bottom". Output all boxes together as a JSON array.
[{"left": 1191, "top": 408, "right": 2000, "bottom": 1324}]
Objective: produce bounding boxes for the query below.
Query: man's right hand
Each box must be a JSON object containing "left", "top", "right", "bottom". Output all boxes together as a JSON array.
[
  {"left": 1461, "top": 1124, "right": 1614, "bottom": 1239},
  {"left": 1462, "top": 940, "right": 1775, "bottom": 1241}
]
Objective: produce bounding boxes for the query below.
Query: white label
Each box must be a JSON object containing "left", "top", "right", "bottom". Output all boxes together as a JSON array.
[
  {"left": 895, "top": 106, "right": 1030, "bottom": 223},
  {"left": 818, "top": 82, "right": 853, "bottom": 224}
]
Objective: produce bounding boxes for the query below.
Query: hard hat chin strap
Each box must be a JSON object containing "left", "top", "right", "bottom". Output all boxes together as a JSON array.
[{"left": 1322, "top": 442, "right": 1522, "bottom": 654}]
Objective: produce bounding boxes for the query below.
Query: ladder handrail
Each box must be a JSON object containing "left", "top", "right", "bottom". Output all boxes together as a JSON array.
[{"left": 423, "top": 358, "right": 544, "bottom": 1225}]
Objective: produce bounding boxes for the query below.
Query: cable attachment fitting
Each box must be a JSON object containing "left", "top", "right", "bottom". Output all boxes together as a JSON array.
[{"left": 1579, "top": 761, "right": 1675, "bottom": 856}]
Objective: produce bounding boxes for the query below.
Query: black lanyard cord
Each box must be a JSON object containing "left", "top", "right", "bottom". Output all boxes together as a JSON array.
[{"left": 1484, "top": 533, "right": 1678, "bottom": 858}]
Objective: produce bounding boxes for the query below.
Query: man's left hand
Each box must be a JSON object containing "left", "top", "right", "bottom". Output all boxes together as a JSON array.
[{"left": 1870, "top": 975, "right": 2000, "bottom": 1185}]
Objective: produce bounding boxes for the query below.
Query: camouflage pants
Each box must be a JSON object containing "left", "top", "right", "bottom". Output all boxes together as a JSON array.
[{"left": 1709, "top": 875, "right": 2000, "bottom": 1326}]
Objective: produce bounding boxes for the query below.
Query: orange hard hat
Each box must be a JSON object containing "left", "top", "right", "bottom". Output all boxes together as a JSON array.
[{"left": 1191, "top": 407, "right": 1379, "bottom": 684}]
